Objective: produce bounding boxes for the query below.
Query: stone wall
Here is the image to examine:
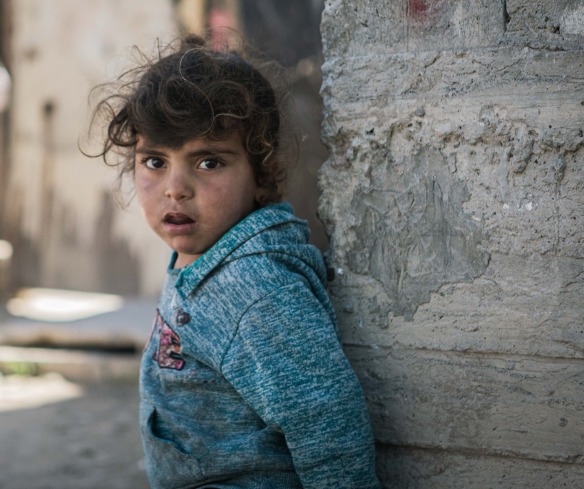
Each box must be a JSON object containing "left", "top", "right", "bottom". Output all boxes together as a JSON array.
[{"left": 319, "top": 1, "right": 584, "bottom": 487}]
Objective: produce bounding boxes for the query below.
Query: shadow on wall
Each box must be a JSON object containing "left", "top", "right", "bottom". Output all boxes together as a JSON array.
[
  {"left": 4, "top": 188, "right": 140, "bottom": 297},
  {"left": 239, "top": 0, "right": 329, "bottom": 250},
  {"left": 93, "top": 192, "right": 142, "bottom": 296}
]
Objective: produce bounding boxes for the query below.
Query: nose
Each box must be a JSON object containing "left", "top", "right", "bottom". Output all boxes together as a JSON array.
[{"left": 164, "top": 166, "right": 194, "bottom": 201}]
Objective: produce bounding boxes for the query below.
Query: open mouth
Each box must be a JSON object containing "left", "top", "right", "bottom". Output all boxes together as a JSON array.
[
  {"left": 164, "top": 213, "right": 195, "bottom": 225},
  {"left": 163, "top": 213, "right": 197, "bottom": 233}
]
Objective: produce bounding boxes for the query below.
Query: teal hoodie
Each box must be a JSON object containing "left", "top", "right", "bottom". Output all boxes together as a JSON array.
[{"left": 140, "top": 202, "right": 380, "bottom": 489}]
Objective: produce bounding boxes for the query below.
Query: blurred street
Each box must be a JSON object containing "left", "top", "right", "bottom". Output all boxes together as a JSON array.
[
  {"left": 0, "top": 377, "right": 149, "bottom": 489},
  {"left": 0, "top": 298, "right": 155, "bottom": 489}
]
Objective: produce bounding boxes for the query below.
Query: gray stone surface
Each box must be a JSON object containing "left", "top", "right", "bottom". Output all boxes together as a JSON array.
[{"left": 320, "top": 0, "right": 584, "bottom": 486}]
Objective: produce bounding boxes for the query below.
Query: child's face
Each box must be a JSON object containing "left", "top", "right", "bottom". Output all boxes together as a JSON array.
[{"left": 134, "top": 132, "right": 259, "bottom": 268}]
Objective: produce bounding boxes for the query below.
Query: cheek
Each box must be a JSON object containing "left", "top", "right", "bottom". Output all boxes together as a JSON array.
[
  {"left": 134, "top": 173, "right": 160, "bottom": 223},
  {"left": 134, "top": 172, "right": 156, "bottom": 202},
  {"left": 219, "top": 174, "right": 257, "bottom": 210}
]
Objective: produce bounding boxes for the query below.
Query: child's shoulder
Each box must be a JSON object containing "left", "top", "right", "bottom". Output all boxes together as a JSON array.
[{"left": 212, "top": 251, "right": 310, "bottom": 306}]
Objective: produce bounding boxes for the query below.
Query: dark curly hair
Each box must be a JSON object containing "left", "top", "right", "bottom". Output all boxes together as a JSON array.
[{"left": 91, "top": 35, "right": 287, "bottom": 206}]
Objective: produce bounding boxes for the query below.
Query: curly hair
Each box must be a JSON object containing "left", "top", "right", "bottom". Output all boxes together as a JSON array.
[{"left": 91, "top": 34, "right": 287, "bottom": 206}]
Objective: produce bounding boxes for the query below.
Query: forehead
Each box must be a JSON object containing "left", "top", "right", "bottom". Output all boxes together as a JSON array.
[{"left": 135, "top": 131, "right": 246, "bottom": 154}]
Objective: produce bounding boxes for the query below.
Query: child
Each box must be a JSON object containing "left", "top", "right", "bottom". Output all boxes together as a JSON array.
[{"left": 94, "top": 35, "right": 380, "bottom": 489}]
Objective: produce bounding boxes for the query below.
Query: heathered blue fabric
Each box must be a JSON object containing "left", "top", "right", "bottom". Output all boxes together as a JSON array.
[{"left": 140, "top": 202, "right": 380, "bottom": 489}]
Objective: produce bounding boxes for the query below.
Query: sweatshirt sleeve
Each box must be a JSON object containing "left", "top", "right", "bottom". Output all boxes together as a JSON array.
[{"left": 220, "top": 281, "right": 380, "bottom": 489}]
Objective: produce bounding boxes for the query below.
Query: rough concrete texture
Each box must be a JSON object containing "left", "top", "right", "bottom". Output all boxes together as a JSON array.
[{"left": 319, "top": 0, "right": 584, "bottom": 487}]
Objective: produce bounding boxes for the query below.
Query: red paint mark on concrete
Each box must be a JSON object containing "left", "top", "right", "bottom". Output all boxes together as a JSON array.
[
  {"left": 407, "top": 0, "right": 445, "bottom": 24},
  {"left": 409, "top": 0, "right": 429, "bottom": 18}
]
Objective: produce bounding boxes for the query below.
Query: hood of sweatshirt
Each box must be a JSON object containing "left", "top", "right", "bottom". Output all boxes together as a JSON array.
[{"left": 170, "top": 202, "right": 329, "bottom": 306}]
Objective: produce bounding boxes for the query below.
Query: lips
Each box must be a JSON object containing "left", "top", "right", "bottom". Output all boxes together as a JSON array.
[
  {"left": 164, "top": 212, "right": 194, "bottom": 225},
  {"left": 163, "top": 212, "right": 196, "bottom": 233}
]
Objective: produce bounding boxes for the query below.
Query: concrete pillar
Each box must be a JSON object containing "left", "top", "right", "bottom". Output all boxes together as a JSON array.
[{"left": 319, "top": 1, "right": 584, "bottom": 486}]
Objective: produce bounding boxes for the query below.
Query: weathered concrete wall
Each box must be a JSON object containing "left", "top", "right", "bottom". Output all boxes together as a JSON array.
[{"left": 319, "top": 1, "right": 584, "bottom": 487}]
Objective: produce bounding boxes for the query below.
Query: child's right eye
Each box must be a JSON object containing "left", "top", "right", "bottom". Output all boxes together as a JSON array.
[{"left": 143, "top": 157, "right": 165, "bottom": 169}]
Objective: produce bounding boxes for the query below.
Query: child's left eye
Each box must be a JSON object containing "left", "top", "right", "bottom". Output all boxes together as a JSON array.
[{"left": 199, "top": 159, "right": 221, "bottom": 170}]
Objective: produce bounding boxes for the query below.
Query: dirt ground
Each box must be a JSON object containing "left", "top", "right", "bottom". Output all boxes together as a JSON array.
[{"left": 0, "top": 374, "right": 150, "bottom": 489}]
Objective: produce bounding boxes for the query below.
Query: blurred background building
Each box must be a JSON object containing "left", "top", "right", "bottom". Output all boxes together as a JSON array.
[{"left": 0, "top": 0, "right": 327, "bottom": 299}]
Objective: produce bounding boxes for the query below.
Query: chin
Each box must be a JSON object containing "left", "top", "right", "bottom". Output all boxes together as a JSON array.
[{"left": 174, "top": 244, "right": 206, "bottom": 260}]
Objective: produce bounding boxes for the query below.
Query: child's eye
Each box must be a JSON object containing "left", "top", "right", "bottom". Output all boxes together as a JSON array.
[
  {"left": 199, "top": 159, "right": 222, "bottom": 170},
  {"left": 143, "top": 157, "right": 165, "bottom": 170}
]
